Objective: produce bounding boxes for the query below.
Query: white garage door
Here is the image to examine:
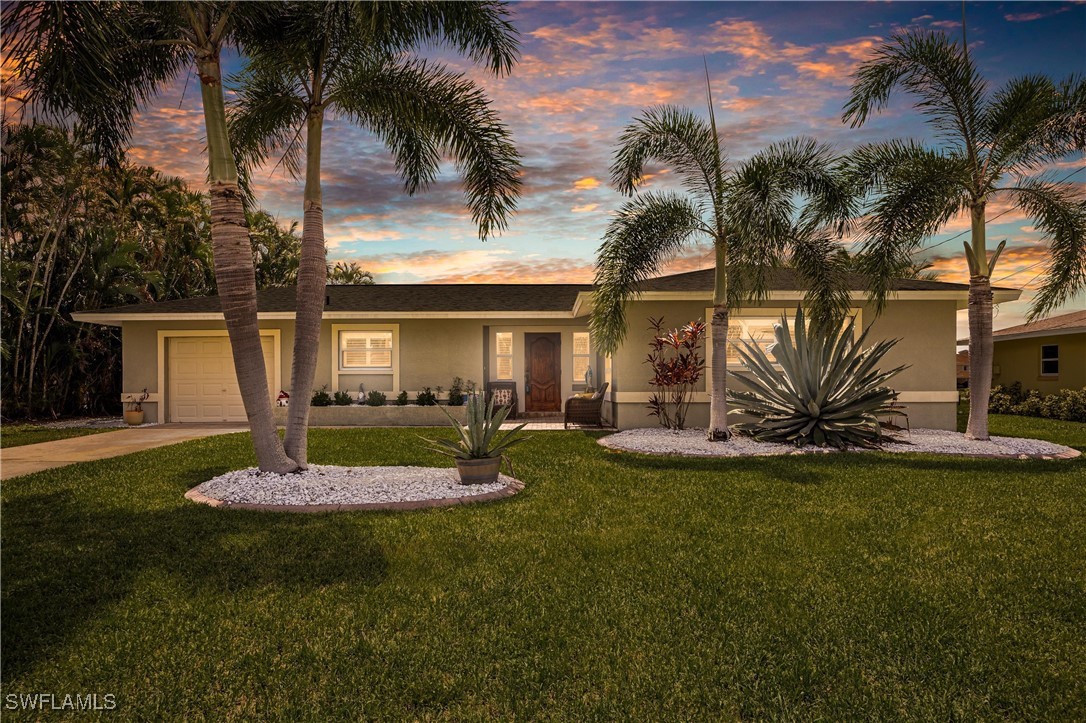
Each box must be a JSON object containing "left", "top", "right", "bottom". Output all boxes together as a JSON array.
[{"left": 168, "top": 336, "right": 275, "bottom": 422}]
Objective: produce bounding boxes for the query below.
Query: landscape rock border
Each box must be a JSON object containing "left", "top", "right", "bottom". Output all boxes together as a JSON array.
[
  {"left": 185, "top": 466, "right": 525, "bottom": 513},
  {"left": 598, "top": 427, "right": 1081, "bottom": 461}
]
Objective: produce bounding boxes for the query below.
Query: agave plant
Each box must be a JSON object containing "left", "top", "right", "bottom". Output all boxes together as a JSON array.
[
  {"left": 425, "top": 393, "right": 529, "bottom": 461},
  {"left": 727, "top": 308, "right": 907, "bottom": 448}
]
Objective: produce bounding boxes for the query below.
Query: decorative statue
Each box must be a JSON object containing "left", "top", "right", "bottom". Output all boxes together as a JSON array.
[
  {"left": 357, "top": 382, "right": 365, "bottom": 403},
  {"left": 584, "top": 365, "right": 593, "bottom": 389},
  {"left": 276, "top": 390, "right": 290, "bottom": 407}
]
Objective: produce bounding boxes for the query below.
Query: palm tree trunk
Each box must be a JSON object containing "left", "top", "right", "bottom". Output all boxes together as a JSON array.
[
  {"left": 707, "top": 245, "right": 732, "bottom": 441},
  {"left": 965, "top": 274, "right": 993, "bottom": 440},
  {"left": 965, "top": 203, "right": 991, "bottom": 441},
  {"left": 198, "top": 56, "right": 298, "bottom": 473},
  {"left": 283, "top": 109, "right": 327, "bottom": 467}
]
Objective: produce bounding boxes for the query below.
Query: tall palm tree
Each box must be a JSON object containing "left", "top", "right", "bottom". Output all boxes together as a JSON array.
[
  {"left": 6, "top": 1, "right": 300, "bottom": 470},
  {"left": 230, "top": 2, "right": 521, "bottom": 467},
  {"left": 591, "top": 92, "right": 855, "bottom": 441},
  {"left": 843, "top": 28, "right": 1086, "bottom": 440}
]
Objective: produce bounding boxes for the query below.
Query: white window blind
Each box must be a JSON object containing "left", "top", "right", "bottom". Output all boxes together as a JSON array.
[
  {"left": 495, "top": 332, "right": 513, "bottom": 380},
  {"left": 340, "top": 331, "right": 393, "bottom": 370},
  {"left": 572, "top": 332, "right": 591, "bottom": 382}
]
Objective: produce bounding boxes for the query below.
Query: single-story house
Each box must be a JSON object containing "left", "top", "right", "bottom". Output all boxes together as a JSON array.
[
  {"left": 72, "top": 268, "right": 1021, "bottom": 430},
  {"left": 956, "top": 350, "right": 970, "bottom": 388},
  {"left": 963, "top": 310, "right": 1085, "bottom": 394}
]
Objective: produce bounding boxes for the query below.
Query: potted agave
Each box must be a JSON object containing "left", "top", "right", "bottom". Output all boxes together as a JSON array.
[
  {"left": 425, "top": 393, "right": 528, "bottom": 484},
  {"left": 124, "top": 389, "right": 150, "bottom": 426}
]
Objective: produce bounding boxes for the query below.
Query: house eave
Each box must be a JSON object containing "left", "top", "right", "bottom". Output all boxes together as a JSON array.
[
  {"left": 71, "top": 309, "right": 579, "bottom": 326},
  {"left": 958, "top": 326, "right": 1086, "bottom": 344}
]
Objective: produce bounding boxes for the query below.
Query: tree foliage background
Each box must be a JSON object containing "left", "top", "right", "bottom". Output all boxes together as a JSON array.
[{"left": 1, "top": 123, "right": 313, "bottom": 419}]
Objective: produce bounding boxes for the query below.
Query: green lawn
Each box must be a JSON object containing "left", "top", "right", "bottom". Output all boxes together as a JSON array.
[
  {"left": 0, "top": 423, "right": 113, "bottom": 448},
  {"left": 2, "top": 419, "right": 1084, "bottom": 719}
]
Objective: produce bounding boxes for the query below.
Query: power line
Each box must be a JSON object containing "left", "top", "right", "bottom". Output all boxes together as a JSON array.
[
  {"left": 992, "top": 258, "right": 1046, "bottom": 284},
  {"left": 899, "top": 164, "right": 1086, "bottom": 257}
]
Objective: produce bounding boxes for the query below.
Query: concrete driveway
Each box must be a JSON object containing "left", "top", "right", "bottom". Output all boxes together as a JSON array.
[{"left": 0, "top": 424, "right": 248, "bottom": 480}]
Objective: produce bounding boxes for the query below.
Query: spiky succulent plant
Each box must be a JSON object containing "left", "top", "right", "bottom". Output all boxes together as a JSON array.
[{"left": 727, "top": 308, "right": 907, "bottom": 448}]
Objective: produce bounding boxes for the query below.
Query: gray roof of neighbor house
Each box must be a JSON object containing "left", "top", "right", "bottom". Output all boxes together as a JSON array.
[
  {"left": 74, "top": 267, "right": 1017, "bottom": 318},
  {"left": 992, "top": 310, "right": 1086, "bottom": 337}
]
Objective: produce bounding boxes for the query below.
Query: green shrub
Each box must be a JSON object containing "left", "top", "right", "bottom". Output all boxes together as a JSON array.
[
  {"left": 333, "top": 390, "right": 353, "bottom": 406},
  {"left": 989, "top": 385, "right": 1086, "bottom": 422},
  {"left": 728, "top": 308, "right": 907, "bottom": 448},
  {"left": 415, "top": 387, "right": 437, "bottom": 406},
  {"left": 365, "top": 391, "right": 387, "bottom": 407},
  {"left": 311, "top": 386, "right": 333, "bottom": 407},
  {"left": 448, "top": 377, "right": 465, "bottom": 406},
  {"left": 395, "top": 391, "right": 409, "bottom": 406}
]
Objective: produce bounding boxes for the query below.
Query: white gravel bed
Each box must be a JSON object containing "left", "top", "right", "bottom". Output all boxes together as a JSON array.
[
  {"left": 191, "top": 465, "right": 510, "bottom": 506},
  {"left": 599, "top": 427, "right": 1080, "bottom": 459}
]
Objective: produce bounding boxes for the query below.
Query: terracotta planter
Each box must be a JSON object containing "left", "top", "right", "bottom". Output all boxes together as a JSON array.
[
  {"left": 454, "top": 456, "right": 502, "bottom": 485},
  {"left": 124, "top": 410, "right": 145, "bottom": 426}
]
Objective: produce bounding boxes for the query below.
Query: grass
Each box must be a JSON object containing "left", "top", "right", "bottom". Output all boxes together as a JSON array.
[
  {"left": 957, "top": 402, "right": 1086, "bottom": 444},
  {"left": 2, "top": 419, "right": 1084, "bottom": 720},
  {"left": 0, "top": 423, "right": 113, "bottom": 448}
]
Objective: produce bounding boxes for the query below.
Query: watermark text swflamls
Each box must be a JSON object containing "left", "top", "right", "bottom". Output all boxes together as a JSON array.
[{"left": 5, "top": 693, "right": 117, "bottom": 712}]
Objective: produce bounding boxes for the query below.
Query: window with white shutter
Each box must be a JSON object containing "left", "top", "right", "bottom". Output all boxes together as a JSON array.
[{"left": 339, "top": 331, "right": 394, "bottom": 370}]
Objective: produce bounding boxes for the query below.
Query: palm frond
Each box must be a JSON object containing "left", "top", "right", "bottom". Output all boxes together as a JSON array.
[
  {"left": 981, "top": 74, "right": 1085, "bottom": 176},
  {"left": 228, "top": 63, "right": 308, "bottom": 185},
  {"left": 844, "top": 30, "right": 986, "bottom": 152},
  {"left": 999, "top": 178, "right": 1086, "bottom": 319},
  {"left": 609, "top": 105, "right": 723, "bottom": 204},
  {"left": 844, "top": 141, "right": 969, "bottom": 309},
  {"left": 331, "top": 56, "right": 521, "bottom": 240},
  {"left": 356, "top": 0, "right": 520, "bottom": 76},
  {"left": 726, "top": 136, "right": 853, "bottom": 304},
  {"left": 590, "top": 192, "right": 707, "bottom": 354},
  {"left": 4, "top": 1, "right": 190, "bottom": 158}
]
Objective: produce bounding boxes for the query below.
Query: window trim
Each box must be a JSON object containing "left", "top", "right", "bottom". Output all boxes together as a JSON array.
[
  {"left": 338, "top": 330, "right": 394, "bottom": 372},
  {"left": 1040, "top": 343, "right": 1059, "bottom": 377},
  {"left": 331, "top": 323, "right": 399, "bottom": 393}
]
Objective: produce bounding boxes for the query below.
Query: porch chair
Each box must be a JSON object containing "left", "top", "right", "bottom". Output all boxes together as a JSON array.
[
  {"left": 485, "top": 380, "right": 518, "bottom": 420},
  {"left": 564, "top": 383, "right": 609, "bottom": 429}
]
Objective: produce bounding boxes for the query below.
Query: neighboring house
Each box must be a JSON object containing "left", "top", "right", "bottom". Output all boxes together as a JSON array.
[
  {"left": 72, "top": 268, "right": 1021, "bottom": 430},
  {"left": 956, "top": 350, "right": 970, "bottom": 388},
  {"left": 966, "top": 310, "right": 1085, "bottom": 395}
]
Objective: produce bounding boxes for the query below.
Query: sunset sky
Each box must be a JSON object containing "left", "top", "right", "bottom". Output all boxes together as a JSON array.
[{"left": 120, "top": 1, "right": 1085, "bottom": 336}]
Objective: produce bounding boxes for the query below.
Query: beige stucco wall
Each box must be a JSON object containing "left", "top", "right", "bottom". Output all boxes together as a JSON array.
[
  {"left": 604, "top": 298, "right": 959, "bottom": 431},
  {"left": 992, "top": 332, "right": 1086, "bottom": 394},
  {"left": 118, "top": 296, "right": 960, "bottom": 429},
  {"left": 120, "top": 316, "right": 589, "bottom": 420}
]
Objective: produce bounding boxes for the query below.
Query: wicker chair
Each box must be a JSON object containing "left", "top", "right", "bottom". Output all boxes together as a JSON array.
[
  {"left": 485, "top": 380, "right": 518, "bottom": 420},
  {"left": 564, "top": 382, "right": 609, "bottom": 429}
]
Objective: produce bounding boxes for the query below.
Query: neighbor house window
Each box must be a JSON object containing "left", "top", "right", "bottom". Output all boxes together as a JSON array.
[
  {"left": 1041, "top": 344, "right": 1059, "bottom": 376},
  {"left": 572, "top": 332, "right": 591, "bottom": 384},
  {"left": 340, "top": 330, "right": 393, "bottom": 370},
  {"left": 495, "top": 332, "right": 513, "bottom": 380}
]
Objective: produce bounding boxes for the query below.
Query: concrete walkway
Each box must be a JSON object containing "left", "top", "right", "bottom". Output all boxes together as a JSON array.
[{"left": 0, "top": 424, "right": 247, "bottom": 480}]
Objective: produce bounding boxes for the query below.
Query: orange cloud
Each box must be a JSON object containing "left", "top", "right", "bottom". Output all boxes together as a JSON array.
[
  {"left": 572, "top": 177, "right": 600, "bottom": 190},
  {"left": 571, "top": 203, "right": 599, "bottom": 213}
]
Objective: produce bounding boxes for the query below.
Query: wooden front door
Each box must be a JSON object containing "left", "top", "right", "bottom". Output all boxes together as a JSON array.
[{"left": 525, "top": 333, "right": 561, "bottom": 412}]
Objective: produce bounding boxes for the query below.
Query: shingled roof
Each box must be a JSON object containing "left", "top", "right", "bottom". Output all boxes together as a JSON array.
[
  {"left": 993, "top": 310, "right": 1086, "bottom": 338},
  {"left": 76, "top": 267, "right": 1008, "bottom": 317}
]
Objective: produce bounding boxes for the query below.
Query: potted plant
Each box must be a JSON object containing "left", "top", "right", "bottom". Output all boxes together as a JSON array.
[
  {"left": 124, "top": 389, "right": 150, "bottom": 426},
  {"left": 425, "top": 393, "right": 529, "bottom": 484}
]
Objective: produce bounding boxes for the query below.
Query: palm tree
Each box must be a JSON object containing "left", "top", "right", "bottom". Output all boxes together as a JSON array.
[
  {"left": 230, "top": 2, "right": 521, "bottom": 466},
  {"left": 591, "top": 91, "right": 855, "bottom": 441},
  {"left": 843, "top": 27, "right": 1086, "bottom": 440},
  {"left": 327, "top": 261, "right": 375, "bottom": 286},
  {"left": 6, "top": 1, "right": 301, "bottom": 470}
]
